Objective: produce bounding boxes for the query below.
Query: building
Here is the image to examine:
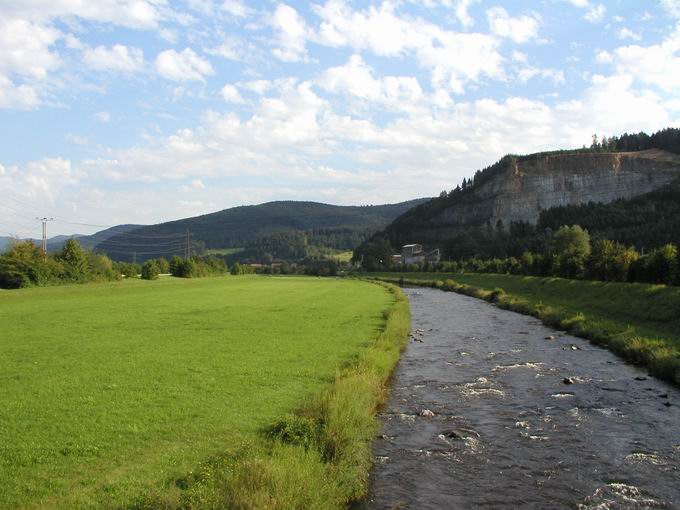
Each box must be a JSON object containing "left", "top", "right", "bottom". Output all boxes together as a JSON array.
[{"left": 398, "top": 244, "right": 441, "bottom": 265}]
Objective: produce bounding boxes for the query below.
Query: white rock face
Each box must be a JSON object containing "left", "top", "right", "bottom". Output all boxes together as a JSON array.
[{"left": 436, "top": 150, "right": 680, "bottom": 226}]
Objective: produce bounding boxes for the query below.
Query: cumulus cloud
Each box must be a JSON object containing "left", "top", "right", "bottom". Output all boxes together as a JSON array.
[
  {"left": 155, "top": 48, "right": 214, "bottom": 82},
  {"left": 220, "top": 84, "right": 245, "bottom": 103},
  {"left": 616, "top": 28, "right": 641, "bottom": 41},
  {"left": 584, "top": 4, "right": 606, "bottom": 23},
  {"left": 454, "top": 0, "right": 480, "bottom": 29},
  {"left": 222, "top": 0, "right": 251, "bottom": 18},
  {"left": 84, "top": 44, "right": 145, "bottom": 73},
  {"left": 0, "top": 0, "right": 163, "bottom": 29},
  {"left": 270, "top": 3, "right": 309, "bottom": 62},
  {"left": 0, "top": 75, "right": 40, "bottom": 110},
  {"left": 312, "top": 1, "right": 503, "bottom": 94},
  {"left": 486, "top": 7, "right": 541, "bottom": 44},
  {"left": 605, "top": 28, "right": 680, "bottom": 92},
  {"left": 559, "top": 1, "right": 606, "bottom": 23},
  {"left": 661, "top": 0, "right": 680, "bottom": 18},
  {"left": 0, "top": 19, "right": 61, "bottom": 79}
]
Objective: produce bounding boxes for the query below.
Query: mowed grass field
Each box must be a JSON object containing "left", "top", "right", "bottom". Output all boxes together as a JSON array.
[{"left": 0, "top": 276, "right": 394, "bottom": 509}]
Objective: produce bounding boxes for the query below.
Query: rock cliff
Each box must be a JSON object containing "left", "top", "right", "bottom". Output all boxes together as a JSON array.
[{"left": 435, "top": 149, "right": 680, "bottom": 227}]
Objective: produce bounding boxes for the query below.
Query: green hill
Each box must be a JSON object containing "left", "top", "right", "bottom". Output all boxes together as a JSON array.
[{"left": 96, "top": 199, "right": 428, "bottom": 262}]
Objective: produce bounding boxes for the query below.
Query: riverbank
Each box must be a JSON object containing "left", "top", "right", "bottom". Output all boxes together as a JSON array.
[{"left": 368, "top": 273, "right": 680, "bottom": 385}]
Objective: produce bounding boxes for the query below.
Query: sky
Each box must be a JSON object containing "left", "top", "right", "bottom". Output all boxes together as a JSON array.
[{"left": 1, "top": 0, "right": 680, "bottom": 238}]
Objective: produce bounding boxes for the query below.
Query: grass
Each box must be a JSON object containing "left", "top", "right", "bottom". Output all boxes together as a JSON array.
[
  {"left": 204, "top": 247, "right": 244, "bottom": 256},
  {"left": 0, "top": 276, "right": 409, "bottom": 509},
  {"left": 328, "top": 251, "right": 353, "bottom": 263},
  {"left": 370, "top": 272, "right": 680, "bottom": 385}
]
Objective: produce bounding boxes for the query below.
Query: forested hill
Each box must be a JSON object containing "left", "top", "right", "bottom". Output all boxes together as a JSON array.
[
  {"left": 355, "top": 127, "right": 680, "bottom": 266},
  {"left": 96, "top": 199, "right": 428, "bottom": 262}
]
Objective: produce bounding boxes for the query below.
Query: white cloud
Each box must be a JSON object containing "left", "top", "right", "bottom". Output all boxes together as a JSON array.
[
  {"left": 584, "top": 4, "right": 605, "bottom": 23},
  {"left": 0, "top": 157, "right": 81, "bottom": 204},
  {"left": 84, "top": 44, "right": 145, "bottom": 73},
  {"left": 95, "top": 111, "right": 111, "bottom": 122},
  {"left": 319, "top": 54, "right": 428, "bottom": 111},
  {"left": 66, "top": 133, "right": 88, "bottom": 145},
  {"left": 517, "top": 66, "right": 565, "bottom": 84},
  {"left": 155, "top": 48, "right": 214, "bottom": 82},
  {"left": 222, "top": 0, "right": 250, "bottom": 17},
  {"left": 454, "top": 0, "right": 479, "bottom": 29},
  {"left": 312, "top": 1, "right": 504, "bottom": 94},
  {"left": 486, "top": 7, "right": 541, "bottom": 44},
  {"left": 220, "top": 84, "right": 245, "bottom": 103},
  {"left": 661, "top": 0, "right": 680, "bottom": 18},
  {"left": 270, "top": 3, "right": 309, "bottom": 62},
  {"left": 605, "top": 28, "right": 680, "bottom": 92},
  {"left": 0, "top": 19, "right": 61, "bottom": 79},
  {"left": 0, "top": 0, "right": 163, "bottom": 29},
  {"left": 0, "top": 75, "right": 40, "bottom": 110},
  {"left": 207, "top": 36, "right": 248, "bottom": 61},
  {"left": 559, "top": 1, "right": 605, "bottom": 23},
  {"left": 617, "top": 28, "right": 641, "bottom": 41},
  {"left": 595, "top": 50, "right": 613, "bottom": 63}
]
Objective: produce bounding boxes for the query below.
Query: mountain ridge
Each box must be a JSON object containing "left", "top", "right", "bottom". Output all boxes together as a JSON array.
[{"left": 96, "top": 199, "right": 429, "bottom": 262}]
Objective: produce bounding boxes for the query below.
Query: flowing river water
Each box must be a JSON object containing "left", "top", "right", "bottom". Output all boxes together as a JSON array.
[{"left": 363, "top": 287, "right": 680, "bottom": 509}]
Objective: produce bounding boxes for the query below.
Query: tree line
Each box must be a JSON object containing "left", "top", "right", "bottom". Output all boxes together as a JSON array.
[
  {"left": 384, "top": 225, "right": 680, "bottom": 286},
  {"left": 0, "top": 238, "right": 229, "bottom": 288}
]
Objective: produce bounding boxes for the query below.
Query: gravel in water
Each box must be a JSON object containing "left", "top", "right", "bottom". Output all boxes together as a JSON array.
[{"left": 362, "top": 288, "right": 680, "bottom": 510}]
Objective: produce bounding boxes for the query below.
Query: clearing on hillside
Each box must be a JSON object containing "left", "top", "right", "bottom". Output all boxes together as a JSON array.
[{"left": 0, "top": 276, "right": 394, "bottom": 509}]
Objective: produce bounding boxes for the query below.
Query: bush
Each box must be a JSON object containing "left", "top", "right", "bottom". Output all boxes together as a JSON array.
[
  {"left": 141, "top": 260, "right": 160, "bottom": 280},
  {"left": 156, "top": 257, "right": 170, "bottom": 274}
]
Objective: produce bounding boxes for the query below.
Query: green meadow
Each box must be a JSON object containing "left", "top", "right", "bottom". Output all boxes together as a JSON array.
[{"left": 0, "top": 276, "right": 398, "bottom": 509}]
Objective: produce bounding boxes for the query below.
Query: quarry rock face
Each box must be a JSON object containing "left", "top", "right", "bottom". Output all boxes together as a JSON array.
[{"left": 435, "top": 150, "right": 680, "bottom": 226}]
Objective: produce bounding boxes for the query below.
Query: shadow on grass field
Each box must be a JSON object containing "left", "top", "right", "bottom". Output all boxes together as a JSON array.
[
  {"left": 0, "top": 276, "right": 409, "bottom": 509},
  {"left": 370, "top": 272, "right": 680, "bottom": 386}
]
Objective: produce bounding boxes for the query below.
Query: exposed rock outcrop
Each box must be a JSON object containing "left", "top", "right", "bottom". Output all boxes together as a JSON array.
[{"left": 434, "top": 150, "right": 680, "bottom": 227}]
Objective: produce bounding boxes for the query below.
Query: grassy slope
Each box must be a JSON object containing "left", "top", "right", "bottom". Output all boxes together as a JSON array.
[
  {"left": 0, "top": 276, "right": 399, "bottom": 509},
  {"left": 371, "top": 272, "right": 680, "bottom": 384}
]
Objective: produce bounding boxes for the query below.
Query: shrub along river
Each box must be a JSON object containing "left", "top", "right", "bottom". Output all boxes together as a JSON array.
[{"left": 363, "top": 287, "right": 680, "bottom": 509}]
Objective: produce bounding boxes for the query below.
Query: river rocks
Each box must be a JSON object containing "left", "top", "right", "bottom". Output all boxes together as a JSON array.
[
  {"left": 563, "top": 344, "right": 581, "bottom": 351},
  {"left": 545, "top": 335, "right": 556, "bottom": 340},
  {"left": 441, "top": 427, "right": 480, "bottom": 440},
  {"left": 634, "top": 376, "right": 648, "bottom": 381},
  {"left": 410, "top": 329, "right": 425, "bottom": 342},
  {"left": 419, "top": 409, "right": 436, "bottom": 417},
  {"left": 564, "top": 377, "right": 576, "bottom": 385}
]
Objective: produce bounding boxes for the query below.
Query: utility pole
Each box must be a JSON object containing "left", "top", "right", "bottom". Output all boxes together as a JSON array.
[{"left": 35, "top": 217, "right": 54, "bottom": 260}]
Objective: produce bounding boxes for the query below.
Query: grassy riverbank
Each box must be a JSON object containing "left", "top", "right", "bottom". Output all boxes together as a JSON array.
[
  {"left": 370, "top": 272, "right": 680, "bottom": 385},
  {"left": 0, "top": 276, "right": 409, "bottom": 509}
]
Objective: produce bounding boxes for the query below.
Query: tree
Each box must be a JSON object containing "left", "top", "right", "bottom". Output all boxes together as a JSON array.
[
  {"left": 0, "top": 241, "right": 63, "bottom": 288},
  {"left": 645, "top": 244, "right": 678, "bottom": 285},
  {"left": 552, "top": 225, "right": 591, "bottom": 278},
  {"left": 588, "top": 239, "right": 639, "bottom": 282},
  {"left": 56, "top": 239, "right": 89, "bottom": 282},
  {"left": 141, "top": 260, "right": 160, "bottom": 280},
  {"left": 156, "top": 257, "right": 170, "bottom": 274}
]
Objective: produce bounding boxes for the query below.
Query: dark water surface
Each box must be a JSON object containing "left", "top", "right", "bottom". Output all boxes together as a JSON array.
[{"left": 363, "top": 288, "right": 680, "bottom": 509}]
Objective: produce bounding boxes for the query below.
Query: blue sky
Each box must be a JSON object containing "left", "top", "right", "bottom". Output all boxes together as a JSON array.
[{"left": 1, "top": 0, "right": 679, "bottom": 237}]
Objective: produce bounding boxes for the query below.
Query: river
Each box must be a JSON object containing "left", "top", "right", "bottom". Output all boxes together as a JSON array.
[{"left": 363, "top": 287, "right": 680, "bottom": 509}]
